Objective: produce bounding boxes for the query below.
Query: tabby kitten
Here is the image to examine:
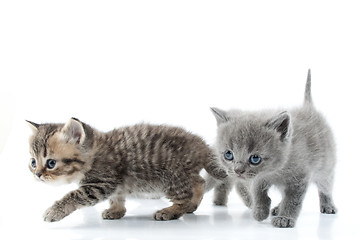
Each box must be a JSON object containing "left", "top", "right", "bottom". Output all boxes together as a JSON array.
[
  {"left": 27, "top": 120, "right": 227, "bottom": 222},
  {"left": 207, "top": 70, "right": 337, "bottom": 228}
]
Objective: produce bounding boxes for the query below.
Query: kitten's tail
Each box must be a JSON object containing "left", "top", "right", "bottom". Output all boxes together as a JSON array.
[{"left": 304, "top": 69, "right": 313, "bottom": 106}]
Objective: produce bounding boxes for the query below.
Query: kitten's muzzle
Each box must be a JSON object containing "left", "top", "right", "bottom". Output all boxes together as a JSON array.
[
  {"left": 36, "top": 172, "right": 44, "bottom": 181},
  {"left": 235, "top": 168, "right": 245, "bottom": 178}
]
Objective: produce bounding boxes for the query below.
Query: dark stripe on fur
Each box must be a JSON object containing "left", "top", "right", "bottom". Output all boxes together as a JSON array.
[{"left": 62, "top": 158, "right": 85, "bottom": 165}]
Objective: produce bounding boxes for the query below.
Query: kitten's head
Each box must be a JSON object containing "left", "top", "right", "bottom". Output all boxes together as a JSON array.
[
  {"left": 211, "top": 108, "right": 292, "bottom": 180},
  {"left": 27, "top": 118, "right": 92, "bottom": 185}
]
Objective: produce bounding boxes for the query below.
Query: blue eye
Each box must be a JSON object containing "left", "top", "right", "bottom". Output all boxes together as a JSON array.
[
  {"left": 46, "top": 159, "right": 56, "bottom": 169},
  {"left": 30, "top": 158, "right": 36, "bottom": 168},
  {"left": 224, "top": 150, "right": 234, "bottom": 161},
  {"left": 249, "top": 155, "right": 262, "bottom": 165}
]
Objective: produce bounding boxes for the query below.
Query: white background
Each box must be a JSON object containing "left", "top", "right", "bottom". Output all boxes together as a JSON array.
[{"left": 0, "top": 1, "right": 360, "bottom": 239}]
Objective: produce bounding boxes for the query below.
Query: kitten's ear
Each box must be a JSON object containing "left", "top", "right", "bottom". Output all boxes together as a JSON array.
[
  {"left": 61, "top": 118, "right": 85, "bottom": 144},
  {"left": 265, "top": 112, "right": 292, "bottom": 142},
  {"left": 26, "top": 120, "right": 39, "bottom": 132},
  {"left": 211, "top": 107, "right": 229, "bottom": 125}
]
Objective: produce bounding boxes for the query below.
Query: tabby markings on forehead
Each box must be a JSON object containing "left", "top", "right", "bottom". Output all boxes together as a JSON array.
[
  {"left": 32, "top": 141, "right": 40, "bottom": 156},
  {"left": 43, "top": 143, "right": 47, "bottom": 158},
  {"left": 32, "top": 125, "right": 59, "bottom": 158}
]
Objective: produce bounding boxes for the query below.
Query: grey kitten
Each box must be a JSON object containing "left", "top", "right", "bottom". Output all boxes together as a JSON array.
[
  {"left": 27, "top": 119, "right": 227, "bottom": 222},
  {"left": 207, "top": 70, "right": 337, "bottom": 228}
]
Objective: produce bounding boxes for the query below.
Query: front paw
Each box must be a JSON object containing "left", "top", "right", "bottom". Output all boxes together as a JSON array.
[
  {"left": 272, "top": 216, "right": 295, "bottom": 228},
  {"left": 43, "top": 203, "right": 69, "bottom": 222},
  {"left": 102, "top": 209, "right": 126, "bottom": 220},
  {"left": 253, "top": 206, "right": 270, "bottom": 222}
]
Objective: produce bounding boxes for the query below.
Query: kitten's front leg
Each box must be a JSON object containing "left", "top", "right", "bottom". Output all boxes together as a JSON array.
[
  {"left": 102, "top": 191, "right": 126, "bottom": 220},
  {"left": 272, "top": 181, "right": 308, "bottom": 228},
  {"left": 252, "top": 179, "right": 271, "bottom": 222},
  {"left": 44, "top": 184, "right": 115, "bottom": 222},
  {"left": 44, "top": 200, "right": 76, "bottom": 222},
  {"left": 235, "top": 181, "right": 252, "bottom": 208}
]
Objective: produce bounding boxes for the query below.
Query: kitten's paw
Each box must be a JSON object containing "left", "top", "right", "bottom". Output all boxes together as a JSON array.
[
  {"left": 102, "top": 209, "right": 126, "bottom": 220},
  {"left": 253, "top": 207, "right": 270, "bottom": 222},
  {"left": 186, "top": 204, "right": 199, "bottom": 214},
  {"left": 153, "top": 208, "right": 182, "bottom": 221},
  {"left": 272, "top": 216, "right": 295, "bottom": 228},
  {"left": 213, "top": 198, "right": 227, "bottom": 206},
  {"left": 43, "top": 204, "right": 68, "bottom": 222},
  {"left": 213, "top": 191, "right": 228, "bottom": 206},
  {"left": 242, "top": 197, "right": 252, "bottom": 209},
  {"left": 271, "top": 206, "right": 279, "bottom": 216},
  {"left": 320, "top": 204, "right": 337, "bottom": 214}
]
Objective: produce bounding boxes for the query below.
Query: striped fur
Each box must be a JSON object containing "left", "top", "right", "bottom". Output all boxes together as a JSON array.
[{"left": 28, "top": 119, "right": 227, "bottom": 222}]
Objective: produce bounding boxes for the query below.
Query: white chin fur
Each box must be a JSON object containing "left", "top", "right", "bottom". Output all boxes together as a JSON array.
[{"left": 38, "top": 174, "right": 83, "bottom": 186}]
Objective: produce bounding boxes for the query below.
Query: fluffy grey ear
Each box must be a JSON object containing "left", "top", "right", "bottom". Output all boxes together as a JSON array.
[
  {"left": 26, "top": 120, "right": 39, "bottom": 132},
  {"left": 265, "top": 111, "right": 292, "bottom": 142},
  {"left": 61, "top": 118, "right": 85, "bottom": 144},
  {"left": 211, "top": 107, "right": 229, "bottom": 125}
]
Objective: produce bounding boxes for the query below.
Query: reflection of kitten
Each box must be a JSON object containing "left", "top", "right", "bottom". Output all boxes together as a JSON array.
[
  {"left": 208, "top": 70, "right": 337, "bottom": 228},
  {"left": 27, "top": 119, "right": 227, "bottom": 222}
]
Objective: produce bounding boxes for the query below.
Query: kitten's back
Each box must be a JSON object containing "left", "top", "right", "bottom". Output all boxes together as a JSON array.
[{"left": 286, "top": 71, "right": 336, "bottom": 174}]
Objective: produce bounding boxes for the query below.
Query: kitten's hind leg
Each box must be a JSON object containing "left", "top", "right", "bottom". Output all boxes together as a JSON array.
[
  {"left": 187, "top": 176, "right": 205, "bottom": 213},
  {"left": 236, "top": 181, "right": 252, "bottom": 208},
  {"left": 315, "top": 174, "right": 337, "bottom": 214},
  {"left": 154, "top": 176, "right": 204, "bottom": 221},
  {"left": 319, "top": 192, "right": 337, "bottom": 214},
  {"left": 154, "top": 203, "right": 187, "bottom": 221},
  {"left": 102, "top": 192, "right": 126, "bottom": 220}
]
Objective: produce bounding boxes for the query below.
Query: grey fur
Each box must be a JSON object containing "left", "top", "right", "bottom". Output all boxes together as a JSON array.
[
  {"left": 208, "top": 70, "right": 337, "bottom": 228},
  {"left": 304, "top": 69, "right": 312, "bottom": 105},
  {"left": 27, "top": 121, "right": 227, "bottom": 222}
]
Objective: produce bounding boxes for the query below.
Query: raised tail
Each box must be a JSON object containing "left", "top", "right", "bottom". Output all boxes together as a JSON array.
[{"left": 304, "top": 69, "right": 313, "bottom": 106}]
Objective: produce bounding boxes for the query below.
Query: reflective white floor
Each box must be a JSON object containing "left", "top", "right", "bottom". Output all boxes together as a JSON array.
[
  {"left": 0, "top": 183, "right": 358, "bottom": 240},
  {"left": 0, "top": 120, "right": 360, "bottom": 240}
]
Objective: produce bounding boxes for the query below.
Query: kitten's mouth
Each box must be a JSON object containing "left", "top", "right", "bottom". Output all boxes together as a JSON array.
[
  {"left": 234, "top": 172, "right": 254, "bottom": 179},
  {"left": 232, "top": 171, "right": 247, "bottom": 179},
  {"left": 237, "top": 174, "right": 246, "bottom": 179},
  {"left": 37, "top": 177, "right": 45, "bottom": 182}
]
